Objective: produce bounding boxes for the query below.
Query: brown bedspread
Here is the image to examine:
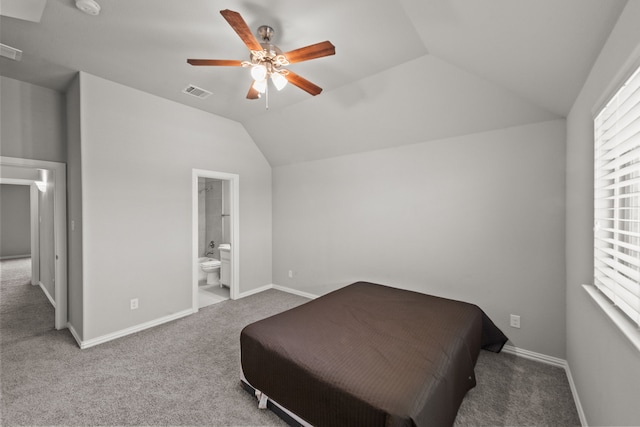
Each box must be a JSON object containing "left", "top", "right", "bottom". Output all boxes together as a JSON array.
[{"left": 241, "top": 282, "right": 508, "bottom": 427}]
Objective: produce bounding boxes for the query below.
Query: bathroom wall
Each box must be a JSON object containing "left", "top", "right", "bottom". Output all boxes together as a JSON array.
[
  {"left": 198, "top": 178, "right": 206, "bottom": 256},
  {"left": 222, "top": 180, "right": 230, "bottom": 244},
  {"left": 198, "top": 178, "right": 223, "bottom": 258},
  {"left": 205, "top": 179, "right": 223, "bottom": 258}
]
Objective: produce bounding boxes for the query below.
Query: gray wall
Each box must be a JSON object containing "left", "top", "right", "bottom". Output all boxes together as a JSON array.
[
  {"left": 273, "top": 119, "right": 566, "bottom": 358},
  {"left": 76, "top": 72, "right": 272, "bottom": 341},
  {"left": 566, "top": 2, "right": 640, "bottom": 425},
  {"left": 0, "top": 184, "right": 30, "bottom": 258},
  {"left": 66, "top": 75, "right": 83, "bottom": 337},
  {"left": 0, "top": 76, "right": 66, "bottom": 162}
]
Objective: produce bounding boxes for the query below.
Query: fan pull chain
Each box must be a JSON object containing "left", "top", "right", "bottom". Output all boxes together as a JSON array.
[{"left": 265, "top": 82, "right": 269, "bottom": 110}]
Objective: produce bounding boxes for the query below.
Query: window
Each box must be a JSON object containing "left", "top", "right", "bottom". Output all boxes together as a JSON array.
[{"left": 593, "top": 63, "right": 640, "bottom": 330}]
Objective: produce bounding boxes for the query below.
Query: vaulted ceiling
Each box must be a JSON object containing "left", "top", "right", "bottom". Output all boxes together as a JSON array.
[{"left": 0, "top": 0, "right": 628, "bottom": 166}]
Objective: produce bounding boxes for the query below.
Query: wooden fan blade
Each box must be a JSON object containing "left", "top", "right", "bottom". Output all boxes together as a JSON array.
[
  {"left": 284, "top": 41, "right": 335, "bottom": 64},
  {"left": 220, "top": 9, "right": 263, "bottom": 52},
  {"left": 246, "top": 83, "right": 260, "bottom": 100},
  {"left": 284, "top": 70, "right": 323, "bottom": 96},
  {"left": 187, "top": 59, "right": 243, "bottom": 66}
]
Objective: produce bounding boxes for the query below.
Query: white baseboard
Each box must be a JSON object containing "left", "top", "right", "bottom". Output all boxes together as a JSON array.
[
  {"left": 73, "top": 283, "right": 308, "bottom": 349},
  {"left": 502, "top": 344, "right": 566, "bottom": 368},
  {"left": 564, "top": 362, "right": 588, "bottom": 427},
  {"left": 272, "top": 284, "right": 318, "bottom": 300},
  {"left": 38, "top": 281, "right": 56, "bottom": 308},
  {"left": 502, "top": 345, "right": 586, "bottom": 426},
  {"left": 236, "top": 284, "right": 274, "bottom": 299},
  {"left": 67, "top": 323, "right": 82, "bottom": 347},
  {"left": 236, "top": 284, "right": 319, "bottom": 300},
  {"left": 76, "top": 309, "right": 193, "bottom": 350}
]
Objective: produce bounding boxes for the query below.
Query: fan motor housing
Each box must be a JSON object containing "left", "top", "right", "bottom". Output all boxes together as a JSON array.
[{"left": 257, "top": 25, "right": 275, "bottom": 42}]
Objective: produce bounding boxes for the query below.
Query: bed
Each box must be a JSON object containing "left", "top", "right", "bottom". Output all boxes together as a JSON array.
[{"left": 240, "top": 281, "right": 508, "bottom": 427}]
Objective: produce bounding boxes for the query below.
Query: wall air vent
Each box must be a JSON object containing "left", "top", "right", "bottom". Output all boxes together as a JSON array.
[
  {"left": 182, "top": 84, "right": 212, "bottom": 99},
  {"left": 0, "top": 43, "right": 23, "bottom": 61}
]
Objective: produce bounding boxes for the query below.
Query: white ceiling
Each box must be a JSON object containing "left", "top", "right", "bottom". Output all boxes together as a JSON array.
[{"left": 0, "top": 0, "right": 628, "bottom": 166}]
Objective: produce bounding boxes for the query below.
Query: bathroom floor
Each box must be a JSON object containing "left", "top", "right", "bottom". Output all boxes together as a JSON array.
[{"left": 198, "top": 283, "right": 230, "bottom": 309}]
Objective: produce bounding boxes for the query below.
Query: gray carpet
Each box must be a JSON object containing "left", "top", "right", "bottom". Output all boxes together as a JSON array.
[{"left": 1, "top": 258, "right": 580, "bottom": 426}]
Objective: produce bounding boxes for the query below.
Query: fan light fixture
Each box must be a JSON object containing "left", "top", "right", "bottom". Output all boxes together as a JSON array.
[
  {"left": 75, "top": 0, "right": 101, "bottom": 16},
  {"left": 240, "top": 25, "right": 290, "bottom": 106},
  {"left": 187, "top": 10, "right": 336, "bottom": 107}
]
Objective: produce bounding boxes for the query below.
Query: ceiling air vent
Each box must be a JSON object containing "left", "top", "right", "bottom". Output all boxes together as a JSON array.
[
  {"left": 182, "top": 84, "right": 212, "bottom": 99},
  {"left": 0, "top": 43, "right": 23, "bottom": 61}
]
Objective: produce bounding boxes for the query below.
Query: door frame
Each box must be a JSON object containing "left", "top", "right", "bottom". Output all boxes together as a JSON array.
[
  {"left": 0, "top": 156, "right": 67, "bottom": 330},
  {"left": 191, "top": 169, "right": 239, "bottom": 312}
]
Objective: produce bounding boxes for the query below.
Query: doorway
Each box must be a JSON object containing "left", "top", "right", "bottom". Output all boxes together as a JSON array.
[
  {"left": 192, "top": 169, "right": 239, "bottom": 312},
  {"left": 0, "top": 156, "right": 67, "bottom": 330}
]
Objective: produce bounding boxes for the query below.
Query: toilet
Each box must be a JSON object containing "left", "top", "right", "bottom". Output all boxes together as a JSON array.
[{"left": 199, "top": 258, "right": 221, "bottom": 285}]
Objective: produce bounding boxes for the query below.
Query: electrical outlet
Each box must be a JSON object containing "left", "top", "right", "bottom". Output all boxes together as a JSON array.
[
  {"left": 288, "top": 270, "right": 293, "bottom": 279},
  {"left": 510, "top": 314, "right": 521, "bottom": 328},
  {"left": 130, "top": 298, "right": 139, "bottom": 310}
]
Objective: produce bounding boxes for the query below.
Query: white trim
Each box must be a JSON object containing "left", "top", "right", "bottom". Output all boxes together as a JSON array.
[
  {"left": 0, "top": 156, "right": 67, "bottom": 330},
  {"left": 582, "top": 284, "right": 640, "bottom": 353},
  {"left": 272, "top": 284, "right": 319, "bottom": 300},
  {"left": 0, "top": 254, "right": 31, "bottom": 260},
  {"left": 591, "top": 44, "right": 640, "bottom": 118},
  {"left": 38, "top": 281, "right": 56, "bottom": 308},
  {"left": 502, "top": 345, "right": 566, "bottom": 368},
  {"left": 192, "top": 169, "right": 240, "bottom": 313},
  {"left": 67, "top": 323, "right": 82, "bottom": 347},
  {"left": 0, "top": 178, "right": 35, "bottom": 185},
  {"left": 565, "top": 362, "right": 588, "bottom": 427},
  {"left": 235, "top": 283, "right": 320, "bottom": 300},
  {"left": 237, "top": 284, "right": 274, "bottom": 299},
  {"left": 30, "top": 183, "right": 39, "bottom": 285},
  {"left": 77, "top": 309, "right": 193, "bottom": 349},
  {"left": 502, "top": 345, "right": 586, "bottom": 426}
]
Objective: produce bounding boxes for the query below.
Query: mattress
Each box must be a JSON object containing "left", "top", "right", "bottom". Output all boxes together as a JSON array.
[{"left": 240, "top": 282, "right": 508, "bottom": 426}]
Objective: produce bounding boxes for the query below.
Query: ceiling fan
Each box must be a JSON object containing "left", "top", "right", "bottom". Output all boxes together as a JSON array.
[{"left": 187, "top": 9, "right": 335, "bottom": 101}]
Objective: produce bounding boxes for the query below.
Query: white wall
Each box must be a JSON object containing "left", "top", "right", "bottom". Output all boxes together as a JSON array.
[
  {"left": 566, "top": 2, "right": 640, "bottom": 425},
  {"left": 0, "top": 76, "right": 66, "bottom": 162},
  {"left": 273, "top": 119, "right": 566, "bottom": 358},
  {"left": 76, "top": 72, "right": 272, "bottom": 341}
]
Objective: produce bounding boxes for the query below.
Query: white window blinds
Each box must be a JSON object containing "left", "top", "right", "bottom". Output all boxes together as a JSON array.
[{"left": 594, "top": 64, "right": 640, "bottom": 328}]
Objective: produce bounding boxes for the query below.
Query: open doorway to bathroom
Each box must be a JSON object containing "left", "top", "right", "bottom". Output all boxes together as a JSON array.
[{"left": 192, "top": 169, "right": 239, "bottom": 311}]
